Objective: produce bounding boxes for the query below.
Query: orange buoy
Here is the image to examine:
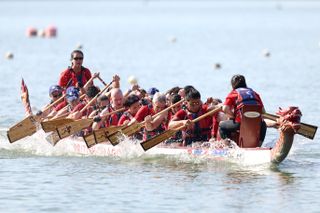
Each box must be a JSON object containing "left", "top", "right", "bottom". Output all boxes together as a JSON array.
[
  {"left": 26, "top": 27, "right": 37, "bottom": 37},
  {"left": 45, "top": 25, "right": 57, "bottom": 38}
]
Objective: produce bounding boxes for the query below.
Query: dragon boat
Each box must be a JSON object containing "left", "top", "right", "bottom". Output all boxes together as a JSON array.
[
  {"left": 52, "top": 106, "right": 314, "bottom": 165},
  {"left": 5, "top": 105, "right": 317, "bottom": 165}
]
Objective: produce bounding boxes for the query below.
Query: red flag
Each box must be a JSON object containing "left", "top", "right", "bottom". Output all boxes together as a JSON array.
[{"left": 21, "top": 78, "right": 32, "bottom": 116}]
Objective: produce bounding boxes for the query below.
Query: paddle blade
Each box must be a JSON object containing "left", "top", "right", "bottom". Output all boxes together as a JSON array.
[
  {"left": 121, "top": 122, "right": 142, "bottom": 136},
  {"left": 41, "top": 118, "right": 75, "bottom": 133},
  {"left": 83, "top": 133, "right": 96, "bottom": 148},
  {"left": 140, "top": 129, "right": 176, "bottom": 151},
  {"left": 296, "top": 123, "right": 317, "bottom": 140},
  {"left": 56, "top": 118, "right": 93, "bottom": 139},
  {"left": 107, "top": 131, "right": 124, "bottom": 146},
  {"left": 263, "top": 113, "right": 318, "bottom": 140},
  {"left": 45, "top": 131, "right": 61, "bottom": 146},
  {"left": 94, "top": 125, "right": 124, "bottom": 144},
  {"left": 7, "top": 115, "right": 38, "bottom": 143}
]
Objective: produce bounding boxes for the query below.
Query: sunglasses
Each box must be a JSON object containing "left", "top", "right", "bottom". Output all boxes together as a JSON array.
[
  {"left": 73, "top": 57, "right": 83, "bottom": 61},
  {"left": 188, "top": 101, "right": 201, "bottom": 106}
]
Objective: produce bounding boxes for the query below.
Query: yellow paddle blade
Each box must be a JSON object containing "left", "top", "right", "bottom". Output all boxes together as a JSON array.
[
  {"left": 41, "top": 118, "right": 75, "bottom": 133},
  {"left": 263, "top": 113, "right": 317, "bottom": 140},
  {"left": 83, "top": 133, "right": 96, "bottom": 148},
  {"left": 56, "top": 118, "right": 93, "bottom": 139},
  {"left": 94, "top": 125, "right": 124, "bottom": 144},
  {"left": 7, "top": 115, "right": 38, "bottom": 143},
  {"left": 140, "top": 129, "right": 176, "bottom": 151}
]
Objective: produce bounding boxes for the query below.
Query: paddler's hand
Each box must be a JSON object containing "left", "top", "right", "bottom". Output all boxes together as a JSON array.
[
  {"left": 144, "top": 115, "right": 153, "bottom": 131},
  {"left": 131, "top": 84, "right": 140, "bottom": 91},
  {"left": 113, "top": 74, "right": 120, "bottom": 83},
  {"left": 183, "top": 119, "right": 194, "bottom": 130},
  {"left": 144, "top": 115, "right": 152, "bottom": 124}
]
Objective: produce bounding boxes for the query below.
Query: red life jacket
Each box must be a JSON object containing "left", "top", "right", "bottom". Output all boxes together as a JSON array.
[
  {"left": 234, "top": 88, "right": 262, "bottom": 122},
  {"left": 143, "top": 105, "right": 168, "bottom": 141},
  {"left": 183, "top": 107, "right": 212, "bottom": 145},
  {"left": 101, "top": 106, "right": 123, "bottom": 127},
  {"left": 235, "top": 88, "right": 261, "bottom": 108},
  {"left": 108, "top": 110, "right": 123, "bottom": 127},
  {"left": 122, "top": 111, "right": 134, "bottom": 121}
]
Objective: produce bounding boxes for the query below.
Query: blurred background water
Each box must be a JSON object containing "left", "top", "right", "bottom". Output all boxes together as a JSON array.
[{"left": 0, "top": 1, "right": 319, "bottom": 212}]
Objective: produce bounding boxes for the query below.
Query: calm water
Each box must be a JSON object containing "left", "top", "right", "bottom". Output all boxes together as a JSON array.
[{"left": 0, "top": 1, "right": 320, "bottom": 212}]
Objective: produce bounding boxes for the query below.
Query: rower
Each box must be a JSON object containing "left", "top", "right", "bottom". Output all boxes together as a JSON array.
[
  {"left": 92, "top": 88, "right": 124, "bottom": 130},
  {"left": 168, "top": 88, "right": 214, "bottom": 146},
  {"left": 68, "top": 85, "right": 100, "bottom": 119},
  {"left": 128, "top": 92, "right": 169, "bottom": 141},
  {"left": 36, "top": 85, "right": 63, "bottom": 118},
  {"left": 51, "top": 86, "right": 81, "bottom": 119},
  {"left": 88, "top": 94, "right": 110, "bottom": 118},
  {"left": 118, "top": 94, "right": 141, "bottom": 126},
  {"left": 118, "top": 94, "right": 143, "bottom": 140}
]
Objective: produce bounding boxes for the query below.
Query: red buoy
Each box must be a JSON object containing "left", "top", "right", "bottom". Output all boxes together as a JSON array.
[
  {"left": 26, "top": 27, "right": 37, "bottom": 37},
  {"left": 45, "top": 25, "right": 57, "bottom": 38}
]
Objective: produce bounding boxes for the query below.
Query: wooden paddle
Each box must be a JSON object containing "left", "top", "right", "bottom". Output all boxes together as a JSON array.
[
  {"left": 6, "top": 74, "right": 99, "bottom": 143},
  {"left": 83, "top": 133, "right": 96, "bottom": 148},
  {"left": 83, "top": 125, "right": 125, "bottom": 148},
  {"left": 107, "top": 99, "right": 184, "bottom": 146},
  {"left": 54, "top": 108, "right": 125, "bottom": 143},
  {"left": 7, "top": 93, "right": 67, "bottom": 143},
  {"left": 40, "top": 94, "right": 86, "bottom": 132},
  {"left": 140, "top": 105, "right": 222, "bottom": 151},
  {"left": 263, "top": 113, "right": 317, "bottom": 140}
]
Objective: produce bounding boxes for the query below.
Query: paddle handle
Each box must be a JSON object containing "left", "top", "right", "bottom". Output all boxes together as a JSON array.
[
  {"left": 80, "top": 80, "right": 113, "bottom": 113},
  {"left": 97, "top": 76, "right": 107, "bottom": 86},
  {"left": 193, "top": 105, "right": 222, "bottom": 123},
  {"left": 152, "top": 99, "right": 184, "bottom": 119},
  {"left": 100, "top": 107, "right": 126, "bottom": 119},
  {"left": 177, "top": 105, "right": 222, "bottom": 131},
  {"left": 42, "top": 74, "right": 98, "bottom": 113},
  {"left": 139, "top": 99, "right": 184, "bottom": 126},
  {"left": 42, "top": 94, "right": 66, "bottom": 112}
]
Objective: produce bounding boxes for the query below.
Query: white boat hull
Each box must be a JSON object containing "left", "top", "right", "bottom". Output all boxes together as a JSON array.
[{"left": 59, "top": 138, "right": 273, "bottom": 165}]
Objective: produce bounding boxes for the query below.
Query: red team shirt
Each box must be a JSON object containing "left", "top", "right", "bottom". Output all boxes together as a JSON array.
[{"left": 58, "top": 67, "right": 92, "bottom": 89}]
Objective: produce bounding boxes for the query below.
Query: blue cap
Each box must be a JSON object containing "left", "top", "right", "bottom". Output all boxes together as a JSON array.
[
  {"left": 49, "top": 85, "right": 62, "bottom": 95},
  {"left": 147, "top": 87, "right": 159, "bottom": 96},
  {"left": 66, "top": 86, "right": 79, "bottom": 102}
]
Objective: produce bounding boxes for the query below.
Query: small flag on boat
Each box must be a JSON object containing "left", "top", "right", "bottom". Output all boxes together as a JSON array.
[{"left": 21, "top": 78, "right": 32, "bottom": 116}]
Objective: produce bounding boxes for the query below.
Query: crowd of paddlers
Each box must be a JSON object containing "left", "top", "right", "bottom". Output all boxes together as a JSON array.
[{"left": 34, "top": 49, "right": 276, "bottom": 147}]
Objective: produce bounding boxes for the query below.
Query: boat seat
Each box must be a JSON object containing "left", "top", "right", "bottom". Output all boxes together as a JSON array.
[{"left": 238, "top": 105, "right": 262, "bottom": 148}]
